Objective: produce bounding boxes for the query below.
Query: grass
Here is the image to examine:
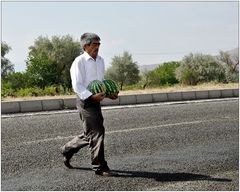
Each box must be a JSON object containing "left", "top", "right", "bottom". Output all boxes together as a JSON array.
[
  {"left": 1, "top": 82, "right": 239, "bottom": 102},
  {"left": 119, "top": 82, "right": 239, "bottom": 95}
]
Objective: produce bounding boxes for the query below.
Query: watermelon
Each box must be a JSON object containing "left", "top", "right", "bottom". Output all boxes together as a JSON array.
[
  {"left": 87, "top": 80, "right": 106, "bottom": 94},
  {"left": 103, "top": 79, "right": 119, "bottom": 96}
]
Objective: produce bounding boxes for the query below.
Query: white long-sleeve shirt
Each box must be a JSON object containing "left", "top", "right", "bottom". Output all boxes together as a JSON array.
[{"left": 70, "top": 51, "right": 105, "bottom": 100}]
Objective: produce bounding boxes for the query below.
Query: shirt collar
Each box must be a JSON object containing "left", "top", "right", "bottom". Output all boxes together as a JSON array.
[{"left": 83, "top": 51, "right": 100, "bottom": 61}]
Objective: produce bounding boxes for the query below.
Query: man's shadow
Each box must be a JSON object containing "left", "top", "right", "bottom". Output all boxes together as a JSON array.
[
  {"left": 112, "top": 170, "right": 232, "bottom": 182},
  {"left": 73, "top": 167, "right": 232, "bottom": 182}
]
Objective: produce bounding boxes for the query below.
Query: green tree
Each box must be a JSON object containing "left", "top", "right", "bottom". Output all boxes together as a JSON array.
[
  {"left": 217, "top": 51, "right": 239, "bottom": 83},
  {"left": 26, "top": 56, "right": 57, "bottom": 88},
  {"left": 5, "top": 72, "right": 30, "bottom": 90},
  {"left": 105, "top": 51, "right": 140, "bottom": 90},
  {"left": 1, "top": 42, "right": 14, "bottom": 79},
  {"left": 26, "top": 35, "right": 81, "bottom": 90},
  {"left": 176, "top": 53, "right": 225, "bottom": 85},
  {"left": 148, "top": 62, "right": 180, "bottom": 86},
  {"left": 140, "top": 69, "right": 152, "bottom": 89}
]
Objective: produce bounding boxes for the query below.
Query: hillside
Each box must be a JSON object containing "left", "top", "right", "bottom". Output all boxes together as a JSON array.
[{"left": 138, "top": 47, "right": 239, "bottom": 73}]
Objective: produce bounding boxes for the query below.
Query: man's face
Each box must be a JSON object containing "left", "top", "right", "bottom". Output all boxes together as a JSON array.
[{"left": 84, "top": 40, "right": 101, "bottom": 60}]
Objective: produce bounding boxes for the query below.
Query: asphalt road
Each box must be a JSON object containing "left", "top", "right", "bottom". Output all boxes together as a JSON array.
[{"left": 1, "top": 99, "right": 239, "bottom": 191}]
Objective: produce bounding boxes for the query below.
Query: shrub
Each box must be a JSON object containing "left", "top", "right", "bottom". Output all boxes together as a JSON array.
[
  {"left": 43, "top": 86, "right": 58, "bottom": 96},
  {"left": 1, "top": 81, "right": 15, "bottom": 97},
  {"left": 176, "top": 53, "right": 226, "bottom": 85},
  {"left": 217, "top": 51, "right": 239, "bottom": 83},
  {"left": 16, "top": 87, "right": 45, "bottom": 97},
  {"left": 178, "top": 68, "right": 198, "bottom": 85},
  {"left": 147, "top": 62, "right": 180, "bottom": 86}
]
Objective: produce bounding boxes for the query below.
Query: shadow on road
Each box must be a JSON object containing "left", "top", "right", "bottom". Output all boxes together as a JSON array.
[
  {"left": 73, "top": 167, "right": 232, "bottom": 182},
  {"left": 112, "top": 170, "right": 232, "bottom": 182}
]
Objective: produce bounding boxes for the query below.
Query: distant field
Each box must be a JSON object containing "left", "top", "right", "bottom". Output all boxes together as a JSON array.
[{"left": 2, "top": 82, "right": 239, "bottom": 102}]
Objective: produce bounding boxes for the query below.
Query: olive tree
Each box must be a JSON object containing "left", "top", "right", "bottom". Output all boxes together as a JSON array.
[
  {"left": 176, "top": 53, "right": 225, "bottom": 85},
  {"left": 217, "top": 51, "right": 239, "bottom": 83},
  {"left": 105, "top": 51, "right": 140, "bottom": 90},
  {"left": 26, "top": 35, "right": 81, "bottom": 90},
  {"left": 1, "top": 42, "right": 14, "bottom": 79}
]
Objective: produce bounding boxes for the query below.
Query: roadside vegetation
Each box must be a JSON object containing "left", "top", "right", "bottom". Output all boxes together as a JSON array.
[{"left": 1, "top": 35, "right": 239, "bottom": 100}]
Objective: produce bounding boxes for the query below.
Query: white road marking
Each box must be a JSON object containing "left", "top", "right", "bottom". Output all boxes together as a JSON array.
[{"left": 22, "top": 117, "right": 237, "bottom": 145}]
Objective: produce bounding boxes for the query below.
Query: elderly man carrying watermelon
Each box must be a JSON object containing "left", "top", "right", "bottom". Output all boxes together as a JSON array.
[{"left": 61, "top": 32, "right": 118, "bottom": 177}]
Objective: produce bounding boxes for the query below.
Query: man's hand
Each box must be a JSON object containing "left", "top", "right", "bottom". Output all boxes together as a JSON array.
[
  {"left": 107, "top": 94, "right": 118, "bottom": 100},
  {"left": 90, "top": 92, "right": 105, "bottom": 103}
]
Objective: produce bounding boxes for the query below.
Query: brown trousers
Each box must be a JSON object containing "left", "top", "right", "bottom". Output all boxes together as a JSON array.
[{"left": 62, "top": 97, "right": 108, "bottom": 171}]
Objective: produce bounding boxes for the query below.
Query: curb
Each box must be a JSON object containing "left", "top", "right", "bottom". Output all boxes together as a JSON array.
[{"left": 1, "top": 89, "right": 239, "bottom": 114}]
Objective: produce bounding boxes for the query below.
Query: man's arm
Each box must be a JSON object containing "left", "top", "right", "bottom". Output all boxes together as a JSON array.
[
  {"left": 70, "top": 58, "right": 92, "bottom": 100},
  {"left": 107, "top": 94, "right": 118, "bottom": 100},
  {"left": 90, "top": 92, "right": 106, "bottom": 102}
]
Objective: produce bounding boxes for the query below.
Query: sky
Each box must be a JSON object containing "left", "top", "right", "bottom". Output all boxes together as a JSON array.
[{"left": 1, "top": 0, "right": 239, "bottom": 72}]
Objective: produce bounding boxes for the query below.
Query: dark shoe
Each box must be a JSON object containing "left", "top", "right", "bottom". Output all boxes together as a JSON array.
[
  {"left": 61, "top": 148, "right": 73, "bottom": 169},
  {"left": 95, "top": 170, "right": 118, "bottom": 176},
  {"left": 63, "top": 156, "right": 73, "bottom": 169}
]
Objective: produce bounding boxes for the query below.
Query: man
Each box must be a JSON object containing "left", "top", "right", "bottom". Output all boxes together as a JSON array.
[{"left": 61, "top": 32, "right": 118, "bottom": 176}]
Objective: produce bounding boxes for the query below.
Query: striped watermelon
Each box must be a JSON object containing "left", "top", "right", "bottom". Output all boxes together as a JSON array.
[
  {"left": 87, "top": 80, "right": 106, "bottom": 94},
  {"left": 103, "top": 79, "right": 119, "bottom": 96}
]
